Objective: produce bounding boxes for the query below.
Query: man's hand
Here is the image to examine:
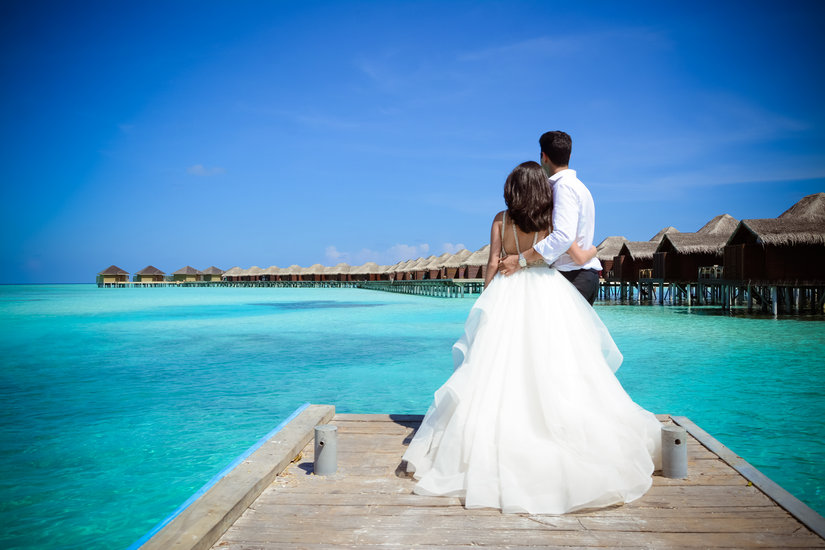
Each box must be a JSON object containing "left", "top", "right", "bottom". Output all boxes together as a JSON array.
[{"left": 498, "top": 254, "right": 521, "bottom": 276}]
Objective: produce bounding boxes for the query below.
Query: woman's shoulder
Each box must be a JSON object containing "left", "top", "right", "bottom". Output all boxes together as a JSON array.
[{"left": 492, "top": 210, "right": 506, "bottom": 223}]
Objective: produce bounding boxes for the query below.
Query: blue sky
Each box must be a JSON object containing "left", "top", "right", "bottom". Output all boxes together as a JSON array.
[{"left": 2, "top": 1, "right": 823, "bottom": 283}]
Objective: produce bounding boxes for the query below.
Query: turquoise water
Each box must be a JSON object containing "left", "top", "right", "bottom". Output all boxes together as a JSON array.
[{"left": 0, "top": 284, "right": 822, "bottom": 549}]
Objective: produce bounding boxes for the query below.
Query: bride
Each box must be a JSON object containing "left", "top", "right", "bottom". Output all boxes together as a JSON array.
[{"left": 402, "top": 161, "right": 662, "bottom": 514}]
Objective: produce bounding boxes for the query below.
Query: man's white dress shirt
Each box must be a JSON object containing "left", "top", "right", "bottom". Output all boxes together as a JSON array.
[{"left": 533, "top": 169, "right": 602, "bottom": 272}]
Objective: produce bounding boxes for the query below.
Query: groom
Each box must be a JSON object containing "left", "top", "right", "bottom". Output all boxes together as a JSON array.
[{"left": 499, "top": 131, "right": 602, "bottom": 304}]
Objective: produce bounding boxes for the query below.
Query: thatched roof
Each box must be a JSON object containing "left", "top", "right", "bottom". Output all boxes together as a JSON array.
[
  {"left": 223, "top": 266, "right": 243, "bottom": 276},
  {"left": 201, "top": 266, "right": 224, "bottom": 275},
  {"left": 247, "top": 266, "right": 264, "bottom": 276},
  {"left": 173, "top": 266, "right": 201, "bottom": 275},
  {"left": 650, "top": 226, "right": 680, "bottom": 242},
  {"left": 326, "top": 263, "right": 351, "bottom": 274},
  {"left": 420, "top": 252, "right": 451, "bottom": 270},
  {"left": 442, "top": 249, "right": 473, "bottom": 268},
  {"left": 659, "top": 233, "right": 729, "bottom": 255},
  {"left": 263, "top": 265, "right": 281, "bottom": 275},
  {"left": 595, "top": 236, "right": 628, "bottom": 260},
  {"left": 136, "top": 265, "right": 165, "bottom": 276},
  {"left": 412, "top": 255, "right": 437, "bottom": 271},
  {"left": 393, "top": 259, "right": 416, "bottom": 272},
  {"left": 283, "top": 265, "right": 303, "bottom": 274},
  {"left": 385, "top": 261, "right": 403, "bottom": 273},
  {"left": 618, "top": 241, "right": 659, "bottom": 260},
  {"left": 655, "top": 214, "right": 738, "bottom": 255},
  {"left": 98, "top": 265, "right": 129, "bottom": 275},
  {"left": 404, "top": 257, "right": 428, "bottom": 271},
  {"left": 697, "top": 214, "right": 739, "bottom": 236},
  {"left": 779, "top": 192, "right": 825, "bottom": 222},
  {"left": 461, "top": 245, "right": 491, "bottom": 266},
  {"left": 351, "top": 262, "right": 381, "bottom": 274},
  {"left": 306, "top": 263, "right": 326, "bottom": 275},
  {"left": 729, "top": 218, "right": 825, "bottom": 246}
]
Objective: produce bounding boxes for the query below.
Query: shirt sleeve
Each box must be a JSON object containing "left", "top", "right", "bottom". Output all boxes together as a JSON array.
[{"left": 533, "top": 181, "right": 577, "bottom": 265}]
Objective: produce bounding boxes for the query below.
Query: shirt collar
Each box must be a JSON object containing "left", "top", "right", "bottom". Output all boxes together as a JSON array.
[{"left": 548, "top": 168, "right": 575, "bottom": 183}]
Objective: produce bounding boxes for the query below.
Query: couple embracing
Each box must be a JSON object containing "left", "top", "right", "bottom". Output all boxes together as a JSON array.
[{"left": 402, "top": 131, "right": 663, "bottom": 515}]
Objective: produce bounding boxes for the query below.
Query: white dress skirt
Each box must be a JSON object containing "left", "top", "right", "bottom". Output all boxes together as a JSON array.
[{"left": 402, "top": 266, "right": 662, "bottom": 514}]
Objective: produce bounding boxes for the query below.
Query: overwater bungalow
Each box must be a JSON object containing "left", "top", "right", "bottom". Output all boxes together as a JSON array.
[
  {"left": 349, "top": 262, "right": 380, "bottom": 281},
  {"left": 283, "top": 265, "right": 303, "bottom": 282},
  {"left": 244, "top": 266, "right": 262, "bottom": 282},
  {"left": 173, "top": 266, "right": 201, "bottom": 282},
  {"left": 411, "top": 255, "right": 436, "bottom": 280},
  {"left": 134, "top": 265, "right": 165, "bottom": 283},
  {"left": 725, "top": 193, "right": 825, "bottom": 284},
  {"left": 393, "top": 258, "right": 416, "bottom": 281},
  {"left": 401, "top": 257, "right": 424, "bottom": 280},
  {"left": 416, "top": 256, "right": 438, "bottom": 280},
  {"left": 222, "top": 267, "right": 242, "bottom": 282},
  {"left": 262, "top": 266, "right": 281, "bottom": 282},
  {"left": 200, "top": 266, "right": 224, "bottom": 282},
  {"left": 378, "top": 265, "right": 393, "bottom": 281},
  {"left": 724, "top": 219, "right": 825, "bottom": 284},
  {"left": 97, "top": 265, "right": 129, "bottom": 284},
  {"left": 305, "top": 264, "right": 326, "bottom": 282},
  {"left": 613, "top": 227, "right": 680, "bottom": 283},
  {"left": 595, "top": 237, "right": 627, "bottom": 279},
  {"left": 325, "top": 263, "right": 350, "bottom": 282},
  {"left": 441, "top": 249, "right": 472, "bottom": 279},
  {"left": 613, "top": 242, "right": 659, "bottom": 283},
  {"left": 653, "top": 214, "right": 739, "bottom": 283},
  {"left": 424, "top": 252, "right": 453, "bottom": 279},
  {"left": 460, "top": 245, "right": 490, "bottom": 279}
]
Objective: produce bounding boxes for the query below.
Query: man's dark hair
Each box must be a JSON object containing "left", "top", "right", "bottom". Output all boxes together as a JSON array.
[
  {"left": 504, "top": 161, "right": 553, "bottom": 233},
  {"left": 539, "top": 131, "right": 572, "bottom": 167}
]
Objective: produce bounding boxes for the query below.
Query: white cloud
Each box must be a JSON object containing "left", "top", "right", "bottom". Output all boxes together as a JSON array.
[
  {"left": 324, "top": 243, "right": 431, "bottom": 266},
  {"left": 387, "top": 243, "right": 429, "bottom": 261},
  {"left": 325, "top": 246, "right": 346, "bottom": 262},
  {"left": 441, "top": 242, "right": 466, "bottom": 254},
  {"left": 187, "top": 164, "right": 226, "bottom": 176}
]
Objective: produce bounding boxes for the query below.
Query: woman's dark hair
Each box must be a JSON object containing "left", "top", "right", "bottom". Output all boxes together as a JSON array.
[{"left": 504, "top": 161, "right": 553, "bottom": 233}]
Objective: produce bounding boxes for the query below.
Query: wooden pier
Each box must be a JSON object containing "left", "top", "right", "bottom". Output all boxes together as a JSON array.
[
  {"left": 98, "top": 277, "right": 824, "bottom": 312},
  {"left": 135, "top": 404, "right": 825, "bottom": 549},
  {"left": 98, "top": 279, "right": 484, "bottom": 298}
]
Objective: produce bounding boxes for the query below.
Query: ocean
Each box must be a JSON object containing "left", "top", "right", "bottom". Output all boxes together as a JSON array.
[{"left": 0, "top": 284, "right": 823, "bottom": 549}]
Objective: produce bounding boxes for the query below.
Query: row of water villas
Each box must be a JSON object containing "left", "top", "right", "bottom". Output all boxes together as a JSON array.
[
  {"left": 222, "top": 247, "right": 491, "bottom": 283},
  {"left": 595, "top": 193, "right": 825, "bottom": 315},
  {"left": 96, "top": 248, "right": 492, "bottom": 297}
]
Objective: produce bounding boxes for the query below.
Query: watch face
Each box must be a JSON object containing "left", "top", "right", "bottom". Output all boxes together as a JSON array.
[{"left": 519, "top": 258, "right": 527, "bottom": 267}]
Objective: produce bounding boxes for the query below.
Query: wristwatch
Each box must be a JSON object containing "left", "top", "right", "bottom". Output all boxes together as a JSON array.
[{"left": 518, "top": 254, "right": 527, "bottom": 268}]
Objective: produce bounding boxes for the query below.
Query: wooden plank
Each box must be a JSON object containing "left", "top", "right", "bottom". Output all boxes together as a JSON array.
[
  {"left": 210, "top": 413, "right": 825, "bottom": 550},
  {"left": 218, "top": 522, "right": 825, "bottom": 547},
  {"left": 673, "top": 415, "right": 825, "bottom": 540}
]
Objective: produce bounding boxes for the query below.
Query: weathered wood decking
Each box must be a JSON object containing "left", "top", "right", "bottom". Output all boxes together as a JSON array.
[{"left": 208, "top": 413, "right": 824, "bottom": 549}]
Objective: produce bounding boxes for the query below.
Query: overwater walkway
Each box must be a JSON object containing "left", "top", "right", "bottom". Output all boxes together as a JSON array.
[{"left": 138, "top": 405, "right": 825, "bottom": 549}]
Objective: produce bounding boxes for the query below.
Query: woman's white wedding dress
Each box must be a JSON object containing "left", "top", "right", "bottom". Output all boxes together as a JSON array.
[{"left": 402, "top": 257, "right": 662, "bottom": 514}]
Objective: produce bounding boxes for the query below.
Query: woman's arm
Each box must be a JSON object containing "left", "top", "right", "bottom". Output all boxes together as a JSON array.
[
  {"left": 567, "top": 242, "right": 597, "bottom": 266},
  {"left": 484, "top": 212, "right": 504, "bottom": 288}
]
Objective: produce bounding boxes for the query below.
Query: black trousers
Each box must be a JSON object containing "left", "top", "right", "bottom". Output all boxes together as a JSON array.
[{"left": 560, "top": 268, "right": 599, "bottom": 305}]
